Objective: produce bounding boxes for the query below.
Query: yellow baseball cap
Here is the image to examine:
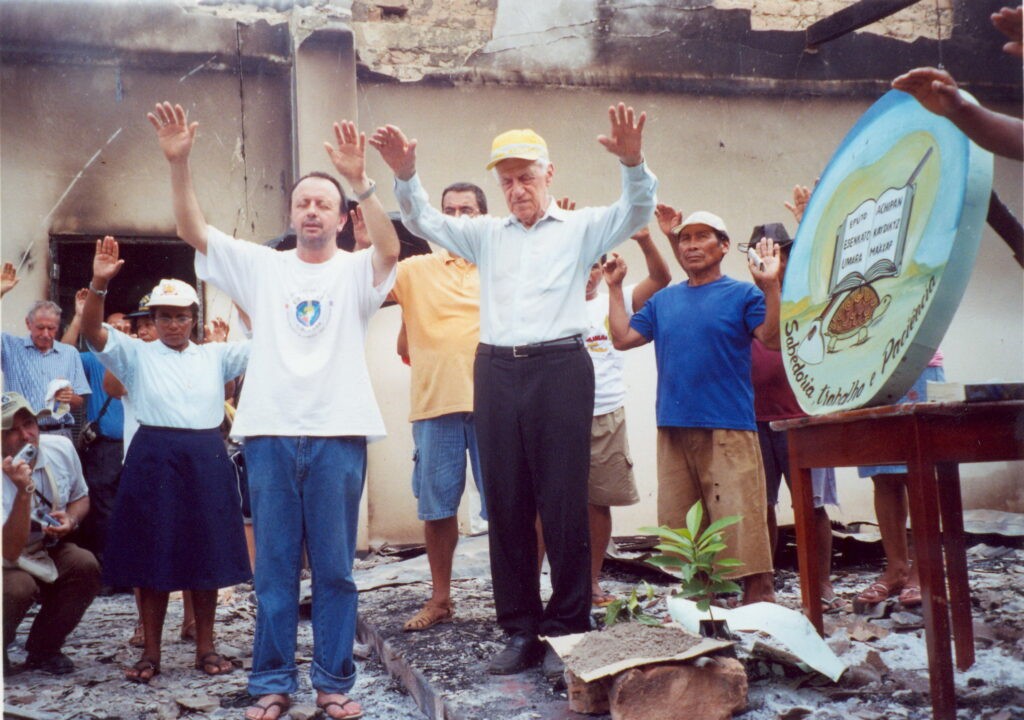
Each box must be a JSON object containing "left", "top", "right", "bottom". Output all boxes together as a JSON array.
[{"left": 486, "top": 129, "right": 549, "bottom": 170}]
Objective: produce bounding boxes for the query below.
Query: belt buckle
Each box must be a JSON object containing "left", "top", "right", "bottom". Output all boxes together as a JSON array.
[{"left": 512, "top": 344, "right": 529, "bottom": 359}]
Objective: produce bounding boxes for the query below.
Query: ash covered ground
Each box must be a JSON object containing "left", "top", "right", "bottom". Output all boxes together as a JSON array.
[{"left": 4, "top": 529, "right": 1024, "bottom": 720}]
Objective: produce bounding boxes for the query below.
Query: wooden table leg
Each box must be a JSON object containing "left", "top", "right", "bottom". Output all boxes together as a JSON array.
[
  {"left": 937, "top": 461, "right": 974, "bottom": 670},
  {"left": 905, "top": 438, "right": 956, "bottom": 720},
  {"left": 788, "top": 442, "right": 822, "bottom": 635}
]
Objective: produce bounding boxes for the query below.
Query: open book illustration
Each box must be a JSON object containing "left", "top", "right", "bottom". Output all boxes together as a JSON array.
[{"left": 797, "top": 147, "right": 933, "bottom": 364}]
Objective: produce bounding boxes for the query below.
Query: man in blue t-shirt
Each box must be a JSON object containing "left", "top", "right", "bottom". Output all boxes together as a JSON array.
[{"left": 605, "top": 206, "right": 782, "bottom": 604}]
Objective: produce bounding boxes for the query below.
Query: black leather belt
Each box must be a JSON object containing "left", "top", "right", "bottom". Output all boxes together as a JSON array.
[{"left": 478, "top": 334, "right": 584, "bottom": 359}]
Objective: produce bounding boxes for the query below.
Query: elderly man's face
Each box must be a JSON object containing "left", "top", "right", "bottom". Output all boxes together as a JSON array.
[
  {"left": 26, "top": 311, "right": 59, "bottom": 352},
  {"left": 495, "top": 158, "right": 553, "bottom": 229},
  {"left": 107, "top": 313, "right": 132, "bottom": 334},
  {"left": 2, "top": 410, "right": 40, "bottom": 460},
  {"left": 290, "top": 177, "right": 345, "bottom": 251}
]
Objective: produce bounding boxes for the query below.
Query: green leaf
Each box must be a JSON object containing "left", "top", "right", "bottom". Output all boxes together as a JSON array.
[
  {"left": 604, "top": 601, "right": 623, "bottom": 626},
  {"left": 638, "top": 614, "right": 662, "bottom": 626},
  {"left": 695, "top": 597, "right": 712, "bottom": 612},
  {"left": 639, "top": 526, "right": 692, "bottom": 545},
  {"left": 645, "top": 556, "right": 684, "bottom": 569},
  {"left": 685, "top": 501, "right": 704, "bottom": 538},
  {"left": 710, "top": 580, "right": 743, "bottom": 595},
  {"left": 704, "top": 514, "right": 743, "bottom": 536},
  {"left": 715, "top": 558, "right": 744, "bottom": 568}
]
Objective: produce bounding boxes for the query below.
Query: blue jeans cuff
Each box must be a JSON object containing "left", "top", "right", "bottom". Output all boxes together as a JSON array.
[
  {"left": 310, "top": 659, "right": 357, "bottom": 694},
  {"left": 247, "top": 666, "right": 299, "bottom": 696}
]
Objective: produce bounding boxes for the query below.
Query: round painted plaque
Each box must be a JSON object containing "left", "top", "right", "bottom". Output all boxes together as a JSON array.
[{"left": 782, "top": 89, "right": 993, "bottom": 415}]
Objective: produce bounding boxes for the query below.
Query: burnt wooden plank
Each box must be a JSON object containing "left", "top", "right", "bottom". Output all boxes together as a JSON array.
[{"left": 807, "top": 0, "right": 924, "bottom": 48}]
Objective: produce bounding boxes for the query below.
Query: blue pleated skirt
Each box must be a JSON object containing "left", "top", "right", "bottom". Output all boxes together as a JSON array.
[{"left": 102, "top": 426, "right": 251, "bottom": 591}]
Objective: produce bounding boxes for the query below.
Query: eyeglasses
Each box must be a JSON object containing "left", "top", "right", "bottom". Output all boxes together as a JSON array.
[{"left": 154, "top": 314, "right": 195, "bottom": 326}]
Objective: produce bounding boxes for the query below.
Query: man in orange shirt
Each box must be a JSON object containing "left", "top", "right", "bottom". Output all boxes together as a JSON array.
[{"left": 390, "top": 183, "right": 488, "bottom": 632}]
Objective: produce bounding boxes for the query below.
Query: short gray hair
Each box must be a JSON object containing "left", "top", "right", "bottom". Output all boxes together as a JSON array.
[{"left": 26, "top": 300, "right": 62, "bottom": 324}]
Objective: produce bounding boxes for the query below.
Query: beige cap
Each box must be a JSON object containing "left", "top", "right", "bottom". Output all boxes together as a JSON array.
[{"left": 672, "top": 210, "right": 728, "bottom": 236}]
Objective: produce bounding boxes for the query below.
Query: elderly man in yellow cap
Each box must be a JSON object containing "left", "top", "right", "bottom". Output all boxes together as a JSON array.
[{"left": 371, "top": 104, "right": 656, "bottom": 684}]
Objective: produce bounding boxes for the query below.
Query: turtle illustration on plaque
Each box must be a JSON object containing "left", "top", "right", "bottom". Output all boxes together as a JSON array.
[
  {"left": 797, "top": 147, "right": 932, "bottom": 364},
  {"left": 781, "top": 90, "right": 992, "bottom": 415}
]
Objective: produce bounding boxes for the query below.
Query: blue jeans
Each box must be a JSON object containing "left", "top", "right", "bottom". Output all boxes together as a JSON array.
[
  {"left": 245, "top": 436, "right": 366, "bottom": 696},
  {"left": 411, "top": 413, "right": 487, "bottom": 521}
]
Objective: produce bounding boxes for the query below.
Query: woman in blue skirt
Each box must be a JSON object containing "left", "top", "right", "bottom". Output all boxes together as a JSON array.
[{"left": 82, "top": 237, "right": 251, "bottom": 683}]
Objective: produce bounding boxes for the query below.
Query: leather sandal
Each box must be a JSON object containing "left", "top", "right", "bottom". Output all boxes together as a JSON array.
[
  {"left": 245, "top": 696, "right": 290, "bottom": 720},
  {"left": 124, "top": 657, "right": 160, "bottom": 684},
  {"left": 899, "top": 584, "right": 922, "bottom": 607},
  {"left": 402, "top": 601, "right": 454, "bottom": 632},
  {"left": 853, "top": 580, "right": 902, "bottom": 612},
  {"left": 194, "top": 650, "right": 234, "bottom": 676},
  {"left": 317, "top": 696, "right": 364, "bottom": 719}
]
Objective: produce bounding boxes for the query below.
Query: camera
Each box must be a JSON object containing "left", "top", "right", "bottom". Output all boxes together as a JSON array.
[
  {"left": 31, "top": 506, "right": 61, "bottom": 528},
  {"left": 12, "top": 443, "right": 37, "bottom": 467}
]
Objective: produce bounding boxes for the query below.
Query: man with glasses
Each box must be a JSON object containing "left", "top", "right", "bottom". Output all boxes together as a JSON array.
[
  {"left": 389, "top": 182, "right": 489, "bottom": 633},
  {"left": 604, "top": 206, "right": 781, "bottom": 605}
]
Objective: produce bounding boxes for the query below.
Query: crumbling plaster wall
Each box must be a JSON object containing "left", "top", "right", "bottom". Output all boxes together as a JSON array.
[{"left": 349, "top": 0, "right": 996, "bottom": 91}]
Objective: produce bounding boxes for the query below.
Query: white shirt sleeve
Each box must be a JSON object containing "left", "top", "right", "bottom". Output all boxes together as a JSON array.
[{"left": 394, "top": 174, "right": 487, "bottom": 264}]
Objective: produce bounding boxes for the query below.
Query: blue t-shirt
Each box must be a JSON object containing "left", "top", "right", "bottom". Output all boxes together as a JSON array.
[
  {"left": 630, "top": 275, "right": 765, "bottom": 431},
  {"left": 81, "top": 351, "right": 124, "bottom": 439}
]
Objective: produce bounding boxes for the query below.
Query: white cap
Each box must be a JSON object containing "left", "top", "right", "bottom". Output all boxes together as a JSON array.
[
  {"left": 148, "top": 279, "right": 199, "bottom": 308},
  {"left": 672, "top": 210, "right": 728, "bottom": 236}
]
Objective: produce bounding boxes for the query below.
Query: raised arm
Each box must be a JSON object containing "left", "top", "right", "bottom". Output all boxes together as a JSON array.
[
  {"left": 597, "top": 102, "right": 646, "bottom": 167},
  {"left": 147, "top": 102, "right": 209, "bottom": 253},
  {"left": 630, "top": 228, "right": 671, "bottom": 311},
  {"left": 83, "top": 236, "right": 125, "bottom": 353},
  {"left": 369, "top": 124, "right": 418, "bottom": 182},
  {"left": 892, "top": 68, "right": 1024, "bottom": 160},
  {"left": 992, "top": 6, "right": 1023, "bottom": 57},
  {"left": 749, "top": 237, "right": 782, "bottom": 351},
  {"left": 603, "top": 253, "right": 650, "bottom": 350},
  {"left": 61, "top": 288, "right": 88, "bottom": 346},
  {"left": 325, "top": 121, "right": 400, "bottom": 285}
]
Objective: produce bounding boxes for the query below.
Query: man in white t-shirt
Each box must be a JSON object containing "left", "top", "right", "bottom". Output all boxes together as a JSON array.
[
  {"left": 579, "top": 227, "right": 669, "bottom": 606},
  {"left": 148, "top": 103, "right": 399, "bottom": 720}
]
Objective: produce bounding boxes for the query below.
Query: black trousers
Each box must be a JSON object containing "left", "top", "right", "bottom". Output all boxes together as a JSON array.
[
  {"left": 474, "top": 343, "right": 594, "bottom": 638},
  {"left": 77, "top": 438, "right": 123, "bottom": 563}
]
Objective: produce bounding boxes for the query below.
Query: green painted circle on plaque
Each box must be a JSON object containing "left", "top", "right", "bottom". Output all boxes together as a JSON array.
[{"left": 781, "top": 89, "right": 993, "bottom": 415}]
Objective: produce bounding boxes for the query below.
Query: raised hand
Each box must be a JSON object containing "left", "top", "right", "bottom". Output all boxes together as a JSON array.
[
  {"left": 556, "top": 197, "right": 576, "bottom": 211},
  {"left": 147, "top": 102, "right": 198, "bottom": 163},
  {"left": 1, "top": 262, "right": 20, "bottom": 297},
  {"left": 202, "top": 316, "right": 228, "bottom": 343},
  {"left": 349, "top": 206, "right": 370, "bottom": 250},
  {"left": 654, "top": 203, "right": 682, "bottom": 239},
  {"left": 601, "top": 252, "right": 628, "bottom": 287},
  {"left": 992, "top": 6, "right": 1023, "bottom": 57},
  {"left": 369, "top": 125, "right": 418, "bottom": 181},
  {"left": 323, "top": 121, "right": 367, "bottom": 184},
  {"left": 93, "top": 236, "right": 124, "bottom": 282},
  {"left": 784, "top": 184, "right": 813, "bottom": 224},
  {"left": 73, "top": 288, "right": 88, "bottom": 317},
  {"left": 748, "top": 237, "right": 781, "bottom": 287},
  {"left": 631, "top": 227, "right": 652, "bottom": 243},
  {"left": 597, "top": 103, "right": 646, "bottom": 167},
  {"left": 892, "top": 68, "right": 964, "bottom": 118}
]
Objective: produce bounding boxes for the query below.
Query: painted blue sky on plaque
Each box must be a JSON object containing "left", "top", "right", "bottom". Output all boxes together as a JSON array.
[{"left": 781, "top": 90, "right": 992, "bottom": 415}]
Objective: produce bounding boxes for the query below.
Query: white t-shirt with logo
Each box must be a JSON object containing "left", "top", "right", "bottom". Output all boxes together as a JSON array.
[
  {"left": 196, "top": 226, "right": 396, "bottom": 439},
  {"left": 584, "top": 285, "right": 634, "bottom": 417}
]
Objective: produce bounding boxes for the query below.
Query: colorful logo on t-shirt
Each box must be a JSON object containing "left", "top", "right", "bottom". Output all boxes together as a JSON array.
[{"left": 286, "top": 290, "right": 332, "bottom": 337}]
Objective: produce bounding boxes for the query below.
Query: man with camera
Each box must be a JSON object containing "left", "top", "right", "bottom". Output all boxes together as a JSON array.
[{"left": 2, "top": 391, "right": 100, "bottom": 675}]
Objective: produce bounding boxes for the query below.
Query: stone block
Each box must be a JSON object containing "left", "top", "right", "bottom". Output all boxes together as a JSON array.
[{"left": 608, "top": 658, "right": 747, "bottom": 720}]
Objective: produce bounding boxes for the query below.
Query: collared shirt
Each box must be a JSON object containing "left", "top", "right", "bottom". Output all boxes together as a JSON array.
[
  {"left": 394, "top": 163, "right": 657, "bottom": 346},
  {"left": 1, "top": 333, "right": 91, "bottom": 425},
  {"left": 89, "top": 326, "right": 250, "bottom": 430},
  {"left": 2, "top": 434, "right": 88, "bottom": 546},
  {"left": 391, "top": 251, "right": 480, "bottom": 421}
]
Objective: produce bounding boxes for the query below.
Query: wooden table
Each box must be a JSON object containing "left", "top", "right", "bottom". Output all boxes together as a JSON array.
[{"left": 772, "top": 401, "right": 1024, "bottom": 720}]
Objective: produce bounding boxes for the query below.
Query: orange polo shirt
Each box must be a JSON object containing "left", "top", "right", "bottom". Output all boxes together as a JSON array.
[{"left": 391, "top": 251, "right": 480, "bottom": 422}]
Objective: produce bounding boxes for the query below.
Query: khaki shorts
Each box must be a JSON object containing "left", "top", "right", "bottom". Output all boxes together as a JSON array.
[
  {"left": 656, "top": 427, "right": 772, "bottom": 578},
  {"left": 589, "top": 407, "right": 639, "bottom": 507}
]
